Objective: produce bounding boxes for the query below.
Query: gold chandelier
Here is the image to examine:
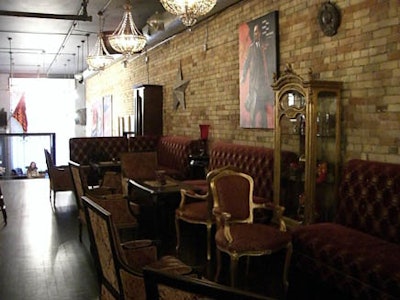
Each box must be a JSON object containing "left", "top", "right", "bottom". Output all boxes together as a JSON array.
[
  {"left": 108, "top": 2, "right": 147, "bottom": 56},
  {"left": 160, "top": 0, "right": 217, "bottom": 27},
  {"left": 87, "top": 13, "right": 114, "bottom": 71}
]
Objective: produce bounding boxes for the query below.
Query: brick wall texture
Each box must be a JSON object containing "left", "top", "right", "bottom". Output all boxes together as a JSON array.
[{"left": 86, "top": 0, "right": 400, "bottom": 164}]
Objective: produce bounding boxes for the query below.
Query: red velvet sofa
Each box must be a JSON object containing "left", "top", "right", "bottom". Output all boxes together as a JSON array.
[{"left": 291, "top": 159, "right": 400, "bottom": 299}]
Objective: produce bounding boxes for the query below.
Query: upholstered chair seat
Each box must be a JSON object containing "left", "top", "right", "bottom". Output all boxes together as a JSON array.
[{"left": 215, "top": 223, "right": 291, "bottom": 253}]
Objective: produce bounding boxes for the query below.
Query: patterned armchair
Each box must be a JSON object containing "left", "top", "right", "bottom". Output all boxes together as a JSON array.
[
  {"left": 44, "top": 148, "right": 74, "bottom": 208},
  {"left": 81, "top": 196, "right": 194, "bottom": 300},
  {"left": 69, "top": 161, "right": 137, "bottom": 242}
]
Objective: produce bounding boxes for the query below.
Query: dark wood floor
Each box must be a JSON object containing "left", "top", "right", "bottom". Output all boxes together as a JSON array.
[
  {"left": 0, "top": 178, "right": 99, "bottom": 300},
  {"left": 0, "top": 178, "right": 328, "bottom": 300}
]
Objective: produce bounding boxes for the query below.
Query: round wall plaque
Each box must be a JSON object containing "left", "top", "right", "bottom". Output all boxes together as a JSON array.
[{"left": 318, "top": 2, "right": 340, "bottom": 37}]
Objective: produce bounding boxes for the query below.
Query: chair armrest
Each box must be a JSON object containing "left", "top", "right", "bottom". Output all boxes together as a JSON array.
[
  {"left": 121, "top": 239, "right": 157, "bottom": 250},
  {"left": 213, "top": 208, "right": 233, "bottom": 243},
  {"left": 95, "top": 193, "right": 126, "bottom": 200},
  {"left": 121, "top": 242, "right": 158, "bottom": 270},
  {"left": 221, "top": 212, "right": 233, "bottom": 243},
  {"left": 55, "top": 167, "right": 67, "bottom": 172},
  {"left": 86, "top": 186, "right": 115, "bottom": 197},
  {"left": 252, "top": 202, "right": 286, "bottom": 231},
  {"left": 178, "top": 189, "right": 208, "bottom": 209},
  {"left": 272, "top": 205, "right": 287, "bottom": 232}
]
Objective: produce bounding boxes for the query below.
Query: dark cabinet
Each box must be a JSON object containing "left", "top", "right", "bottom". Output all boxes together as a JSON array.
[{"left": 133, "top": 84, "right": 163, "bottom": 136}]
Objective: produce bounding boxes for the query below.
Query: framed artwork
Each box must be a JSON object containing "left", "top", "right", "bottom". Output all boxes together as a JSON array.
[
  {"left": 91, "top": 99, "right": 103, "bottom": 137},
  {"left": 239, "top": 11, "right": 279, "bottom": 129},
  {"left": 103, "top": 95, "right": 112, "bottom": 136}
]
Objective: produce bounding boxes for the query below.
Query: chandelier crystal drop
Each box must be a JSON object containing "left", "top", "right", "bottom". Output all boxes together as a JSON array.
[
  {"left": 108, "top": 3, "right": 147, "bottom": 56},
  {"left": 160, "top": 0, "right": 217, "bottom": 27},
  {"left": 87, "top": 13, "right": 114, "bottom": 71}
]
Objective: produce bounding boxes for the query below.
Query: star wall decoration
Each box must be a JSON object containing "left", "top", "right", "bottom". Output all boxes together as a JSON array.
[{"left": 173, "top": 62, "right": 190, "bottom": 110}]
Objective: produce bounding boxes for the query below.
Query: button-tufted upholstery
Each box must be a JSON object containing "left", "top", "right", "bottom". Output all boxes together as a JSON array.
[
  {"left": 208, "top": 142, "right": 297, "bottom": 204},
  {"left": 335, "top": 159, "right": 400, "bottom": 243},
  {"left": 156, "top": 136, "right": 202, "bottom": 180},
  {"left": 69, "top": 137, "right": 128, "bottom": 164},
  {"left": 128, "top": 135, "right": 160, "bottom": 152},
  {"left": 292, "top": 159, "right": 400, "bottom": 299},
  {"left": 128, "top": 135, "right": 201, "bottom": 179},
  {"left": 70, "top": 135, "right": 201, "bottom": 181}
]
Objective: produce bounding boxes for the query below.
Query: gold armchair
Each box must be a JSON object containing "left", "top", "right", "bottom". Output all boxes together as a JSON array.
[
  {"left": 175, "top": 165, "right": 238, "bottom": 261},
  {"left": 210, "top": 170, "right": 292, "bottom": 297},
  {"left": 44, "top": 149, "right": 73, "bottom": 208},
  {"left": 81, "top": 196, "right": 193, "bottom": 300}
]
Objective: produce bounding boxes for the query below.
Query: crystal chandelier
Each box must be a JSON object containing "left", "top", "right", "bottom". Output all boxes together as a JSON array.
[
  {"left": 108, "top": 2, "right": 147, "bottom": 56},
  {"left": 87, "top": 13, "right": 114, "bottom": 71},
  {"left": 160, "top": 0, "right": 217, "bottom": 27}
]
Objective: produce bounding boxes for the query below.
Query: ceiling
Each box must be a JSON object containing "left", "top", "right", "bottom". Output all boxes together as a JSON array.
[{"left": 0, "top": 0, "right": 242, "bottom": 78}]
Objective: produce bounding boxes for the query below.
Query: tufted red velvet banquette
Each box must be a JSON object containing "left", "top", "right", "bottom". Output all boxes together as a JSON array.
[
  {"left": 208, "top": 141, "right": 297, "bottom": 204},
  {"left": 70, "top": 135, "right": 201, "bottom": 181},
  {"left": 128, "top": 135, "right": 160, "bottom": 152},
  {"left": 156, "top": 135, "right": 202, "bottom": 180},
  {"left": 128, "top": 135, "right": 201, "bottom": 179},
  {"left": 69, "top": 137, "right": 128, "bottom": 164},
  {"left": 291, "top": 159, "right": 400, "bottom": 299}
]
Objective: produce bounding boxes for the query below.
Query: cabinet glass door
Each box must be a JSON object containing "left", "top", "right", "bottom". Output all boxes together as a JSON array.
[
  {"left": 278, "top": 90, "right": 306, "bottom": 223},
  {"left": 315, "top": 90, "right": 340, "bottom": 221}
]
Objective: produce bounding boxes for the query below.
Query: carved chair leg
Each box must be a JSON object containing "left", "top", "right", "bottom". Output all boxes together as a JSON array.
[
  {"left": 78, "top": 220, "right": 83, "bottom": 242},
  {"left": 175, "top": 217, "right": 181, "bottom": 256},
  {"left": 230, "top": 255, "right": 239, "bottom": 287},
  {"left": 245, "top": 256, "right": 251, "bottom": 276},
  {"left": 214, "top": 248, "right": 222, "bottom": 282},
  {"left": 0, "top": 196, "right": 6, "bottom": 225},
  {"left": 282, "top": 242, "right": 293, "bottom": 298},
  {"left": 2, "top": 208, "right": 6, "bottom": 224},
  {"left": 206, "top": 223, "right": 212, "bottom": 261}
]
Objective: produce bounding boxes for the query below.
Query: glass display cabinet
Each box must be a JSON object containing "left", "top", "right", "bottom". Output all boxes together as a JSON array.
[{"left": 272, "top": 64, "right": 342, "bottom": 226}]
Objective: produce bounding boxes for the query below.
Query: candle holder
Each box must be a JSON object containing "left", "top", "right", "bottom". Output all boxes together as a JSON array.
[{"left": 199, "top": 124, "right": 210, "bottom": 155}]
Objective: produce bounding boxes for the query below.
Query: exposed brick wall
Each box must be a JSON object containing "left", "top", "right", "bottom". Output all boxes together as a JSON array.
[{"left": 86, "top": 0, "right": 400, "bottom": 164}]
